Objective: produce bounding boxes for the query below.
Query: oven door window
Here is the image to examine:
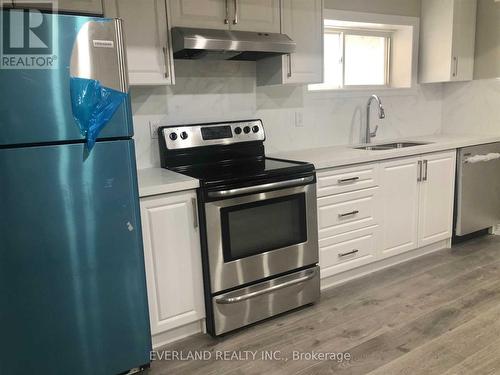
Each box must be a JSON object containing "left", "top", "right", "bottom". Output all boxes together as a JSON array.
[{"left": 220, "top": 193, "right": 307, "bottom": 262}]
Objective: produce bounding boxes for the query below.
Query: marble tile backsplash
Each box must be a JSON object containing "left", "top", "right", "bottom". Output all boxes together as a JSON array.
[
  {"left": 131, "top": 60, "right": 444, "bottom": 169},
  {"left": 441, "top": 79, "right": 500, "bottom": 136}
]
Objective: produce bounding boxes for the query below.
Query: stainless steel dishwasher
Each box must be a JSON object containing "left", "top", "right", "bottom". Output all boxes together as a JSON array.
[{"left": 455, "top": 142, "right": 500, "bottom": 237}]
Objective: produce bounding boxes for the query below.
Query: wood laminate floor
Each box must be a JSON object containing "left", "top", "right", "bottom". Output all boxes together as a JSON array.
[{"left": 147, "top": 235, "right": 500, "bottom": 375}]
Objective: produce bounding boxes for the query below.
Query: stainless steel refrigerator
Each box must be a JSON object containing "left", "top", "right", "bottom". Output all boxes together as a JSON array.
[{"left": 0, "top": 10, "right": 151, "bottom": 375}]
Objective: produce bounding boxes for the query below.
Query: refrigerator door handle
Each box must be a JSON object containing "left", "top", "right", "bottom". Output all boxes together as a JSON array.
[{"left": 114, "top": 19, "right": 129, "bottom": 93}]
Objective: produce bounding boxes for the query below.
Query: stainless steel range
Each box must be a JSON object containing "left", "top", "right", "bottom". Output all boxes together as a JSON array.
[{"left": 159, "top": 120, "right": 320, "bottom": 336}]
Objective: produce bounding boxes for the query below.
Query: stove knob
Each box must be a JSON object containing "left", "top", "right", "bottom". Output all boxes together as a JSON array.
[
  {"left": 252, "top": 125, "right": 260, "bottom": 133},
  {"left": 243, "top": 126, "right": 251, "bottom": 134},
  {"left": 180, "top": 131, "right": 188, "bottom": 140},
  {"left": 234, "top": 127, "right": 242, "bottom": 135},
  {"left": 169, "top": 132, "right": 177, "bottom": 141}
]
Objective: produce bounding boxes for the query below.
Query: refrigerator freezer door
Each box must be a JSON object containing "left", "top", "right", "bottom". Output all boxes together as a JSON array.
[
  {"left": 0, "top": 11, "right": 132, "bottom": 146},
  {"left": 0, "top": 140, "right": 151, "bottom": 375},
  {"left": 70, "top": 18, "right": 128, "bottom": 93}
]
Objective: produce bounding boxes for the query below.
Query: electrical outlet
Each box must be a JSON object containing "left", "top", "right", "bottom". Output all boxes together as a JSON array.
[
  {"left": 149, "top": 121, "right": 161, "bottom": 139},
  {"left": 294, "top": 111, "right": 304, "bottom": 127}
]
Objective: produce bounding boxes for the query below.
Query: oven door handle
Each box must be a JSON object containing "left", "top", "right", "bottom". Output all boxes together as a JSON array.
[
  {"left": 214, "top": 269, "right": 317, "bottom": 304},
  {"left": 207, "top": 175, "right": 314, "bottom": 198}
]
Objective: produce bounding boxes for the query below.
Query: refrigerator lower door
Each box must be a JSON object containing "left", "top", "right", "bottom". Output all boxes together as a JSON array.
[{"left": 0, "top": 140, "right": 151, "bottom": 375}]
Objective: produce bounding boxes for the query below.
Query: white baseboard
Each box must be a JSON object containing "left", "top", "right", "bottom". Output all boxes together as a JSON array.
[
  {"left": 152, "top": 319, "right": 205, "bottom": 349},
  {"left": 320, "top": 239, "right": 449, "bottom": 290}
]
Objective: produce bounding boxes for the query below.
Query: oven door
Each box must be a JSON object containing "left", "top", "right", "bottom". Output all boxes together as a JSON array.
[{"left": 204, "top": 177, "right": 318, "bottom": 293}]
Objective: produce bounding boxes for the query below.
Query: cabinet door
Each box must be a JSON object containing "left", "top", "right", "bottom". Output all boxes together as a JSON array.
[
  {"left": 169, "top": 0, "right": 228, "bottom": 29},
  {"left": 140, "top": 191, "right": 205, "bottom": 335},
  {"left": 58, "top": 0, "right": 103, "bottom": 13},
  {"left": 379, "top": 157, "right": 420, "bottom": 257},
  {"left": 281, "top": 0, "right": 323, "bottom": 84},
  {"left": 450, "top": 0, "right": 477, "bottom": 81},
  {"left": 104, "top": 0, "right": 174, "bottom": 85},
  {"left": 418, "top": 151, "right": 456, "bottom": 247},
  {"left": 229, "top": 0, "right": 281, "bottom": 33},
  {"left": 13, "top": 0, "right": 103, "bottom": 14},
  {"left": 256, "top": 0, "right": 323, "bottom": 86}
]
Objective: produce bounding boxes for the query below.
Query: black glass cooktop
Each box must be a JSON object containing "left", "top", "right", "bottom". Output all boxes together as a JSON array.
[{"left": 170, "top": 157, "right": 315, "bottom": 188}]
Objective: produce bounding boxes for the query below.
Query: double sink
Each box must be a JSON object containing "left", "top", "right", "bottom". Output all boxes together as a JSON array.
[{"left": 354, "top": 141, "right": 432, "bottom": 151}]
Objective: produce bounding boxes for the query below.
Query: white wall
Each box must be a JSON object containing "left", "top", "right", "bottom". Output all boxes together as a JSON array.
[
  {"left": 441, "top": 79, "right": 500, "bottom": 135},
  {"left": 474, "top": 0, "right": 500, "bottom": 80},
  {"left": 132, "top": 60, "right": 443, "bottom": 169}
]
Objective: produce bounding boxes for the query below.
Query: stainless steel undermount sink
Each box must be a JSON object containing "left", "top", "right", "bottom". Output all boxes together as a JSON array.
[{"left": 354, "top": 141, "right": 432, "bottom": 151}]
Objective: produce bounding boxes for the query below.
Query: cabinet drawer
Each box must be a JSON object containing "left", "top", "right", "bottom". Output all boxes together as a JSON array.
[
  {"left": 317, "top": 163, "right": 379, "bottom": 197},
  {"left": 320, "top": 226, "right": 379, "bottom": 278},
  {"left": 318, "top": 187, "right": 379, "bottom": 238}
]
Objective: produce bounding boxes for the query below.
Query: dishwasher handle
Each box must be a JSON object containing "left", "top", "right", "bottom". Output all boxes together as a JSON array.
[{"left": 464, "top": 153, "right": 500, "bottom": 164}]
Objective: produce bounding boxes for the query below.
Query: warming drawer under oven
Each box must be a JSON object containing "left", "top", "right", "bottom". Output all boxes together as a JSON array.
[{"left": 203, "top": 175, "right": 319, "bottom": 294}]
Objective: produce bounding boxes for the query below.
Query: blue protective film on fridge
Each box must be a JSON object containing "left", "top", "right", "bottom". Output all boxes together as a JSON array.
[{"left": 70, "top": 77, "right": 127, "bottom": 150}]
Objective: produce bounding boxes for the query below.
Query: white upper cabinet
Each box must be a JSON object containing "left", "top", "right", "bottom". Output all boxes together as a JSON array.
[
  {"left": 379, "top": 156, "right": 420, "bottom": 257},
  {"left": 229, "top": 0, "right": 281, "bottom": 32},
  {"left": 418, "top": 151, "right": 456, "bottom": 247},
  {"left": 450, "top": 0, "right": 478, "bottom": 81},
  {"left": 140, "top": 191, "right": 205, "bottom": 343},
  {"left": 57, "top": 0, "right": 103, "bottom": 13},
  {"left": 419, "top": 0, "right": 477, "bottom": 83},
  {"left": 104, "top": 0, "right": 175, "bottom": 85},
  {"left": 13, "top": 0, "right": 103, "bottom": 14},
  {"left": 256, "top": 0, "right": 323, "bottom": 86},
  {"left": 170, "top": 0, "right": 280, "bottom": 32},
  {"left": 169, "top": 0, "right": 230, "bottom": 29}
]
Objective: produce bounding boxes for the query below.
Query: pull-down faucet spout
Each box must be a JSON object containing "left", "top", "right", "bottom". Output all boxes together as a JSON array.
[{"left": 365, "top": 94, "right": 385, "bottom": 143}]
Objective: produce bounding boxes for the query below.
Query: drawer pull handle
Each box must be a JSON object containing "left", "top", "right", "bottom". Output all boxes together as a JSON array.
[
  {"left": 215, "top": 269, "right": 317, "bottom": 304},
  {"left": 339, "top": 249, "right": 359, "bottom": 258},
  {"left": 338, "top": 177, "right": 359, "bottom": 184},
  {"left": 338, "top": 210, "right": 359, "bottom": 218}
]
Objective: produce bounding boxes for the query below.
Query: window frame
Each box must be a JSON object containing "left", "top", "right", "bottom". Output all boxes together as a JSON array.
[{"left": 315, "top": 26, "right": 392, "bottom": 91}]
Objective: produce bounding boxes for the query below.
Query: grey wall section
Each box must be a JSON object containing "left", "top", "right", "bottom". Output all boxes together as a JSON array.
[
  {"left": 474, "top": 0, "right": 500, "bottom": 79},
  {"left": 324, "top": 0, "right": 420, "bottom": 17}
]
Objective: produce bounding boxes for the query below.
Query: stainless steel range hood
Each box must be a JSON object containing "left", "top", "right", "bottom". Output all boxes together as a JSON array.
[{"left": 171, "top": 27, "right": 296, "bottom": 61}]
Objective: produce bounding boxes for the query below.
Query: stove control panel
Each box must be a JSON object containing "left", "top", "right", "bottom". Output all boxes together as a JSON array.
[{"left": 161, "top": 120, "right": 265, "bottom": 150}]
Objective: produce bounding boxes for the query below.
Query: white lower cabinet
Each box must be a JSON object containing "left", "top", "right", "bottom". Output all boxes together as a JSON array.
[
  {"left": 380, "top": 150, "right": 456, "bottom": 254},
  {"left": 318, "top": 187, "right": 379, "bottom": 238},
  {"left": 379, "top": 156, "right": 420, "bottom": 256},
  {"left": 418, "top": 151, "right": 456, "bottom": 246},
  {"left": 317, "top": 150, "right": 457, "bottom": 280},
  {"left": 320, "top": 226, "right": 379, "bottom": 278},
  {"left": 140, "top": 190, "right": 205, "bottom": 344}
]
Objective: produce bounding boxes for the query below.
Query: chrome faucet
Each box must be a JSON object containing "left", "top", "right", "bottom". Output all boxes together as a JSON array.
[{"left": 365, "top": 94, "right": 385, "bottom": 143}]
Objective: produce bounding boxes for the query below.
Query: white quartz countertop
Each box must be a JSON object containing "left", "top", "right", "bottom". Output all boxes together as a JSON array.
[
  {"left": 270, "top": 134, "right": 500, "bottom": 170},
  {"left": 137, "top": 134, "right": 500, "bottom": 196},
  {"left": 137, "top": 168, "right": 199, "bottom": 198}
]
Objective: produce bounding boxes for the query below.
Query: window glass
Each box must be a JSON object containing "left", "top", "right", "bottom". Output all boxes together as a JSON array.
[{"left": 344, "top": 34, "right": 386, "bottom": 86}]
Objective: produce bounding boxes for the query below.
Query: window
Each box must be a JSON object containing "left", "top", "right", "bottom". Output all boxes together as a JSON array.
[
  {"left": 310, "top": 10, "right": 419, "bottom": 91},
  {"left": 310, "top": 26, "right": 391, "bottom": 90}
]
